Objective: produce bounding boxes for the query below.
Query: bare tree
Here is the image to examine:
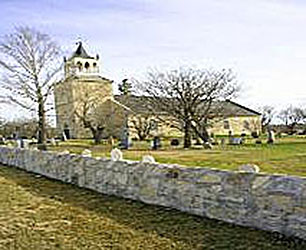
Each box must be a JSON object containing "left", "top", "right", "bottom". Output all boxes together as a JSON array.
[
  {"left": 278, "top": 106, "right": 306, "bottom": 134},
  {"left": 74, "top": 89, "right": 130, "bottom": 144},
  {"left": 0, "top": 26, "right": 62, "bottom": 145},
  {"left": 260, "top": 105, "right": 275, "bottom": 132},
  {"left": 130, "top": 115, "right": 157, "bottom": 141},
  {"left": 134, "top": 68, "right": 238, "bottom": 148}
]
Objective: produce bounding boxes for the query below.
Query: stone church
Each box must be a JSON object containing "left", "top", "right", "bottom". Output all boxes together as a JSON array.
[{"left": 54, "top": 43, "right": 261, "bottom": 140}]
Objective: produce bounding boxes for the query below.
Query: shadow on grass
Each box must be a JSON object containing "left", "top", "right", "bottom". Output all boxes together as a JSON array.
[{"left": 1, "top": 165, "right": 306, "bottom": 250}]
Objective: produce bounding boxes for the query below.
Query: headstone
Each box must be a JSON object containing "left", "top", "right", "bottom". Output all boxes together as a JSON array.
[
  {"left": 203, "top": 142, "right": 213, "bottom": 149},
  {"left": 111, "top": 148, "right": 123, "bottom": 161},
  {"left": 16, "top": 139, "right": 21, "bottom": 148},
  {"left": 108, "top": 136, "right": 114, "bottom": 147},
  {"left": 20, "top": 138, "right": 24, "bottom": 148},
  {"left": 60, "top": 150, "right": 70, "bottom": 154},
  {"left": 63, "top": 128, "right": 70, "bottom": 139},
  {"left": 81, "top": 149, "right": 92, "bottom": 157},
  {"left": 23, "top": 139, "right": 30, "bottom": 149},
  {"left": 0, "top": 136, "right": 5, "bottom": 145},
  {"left": 267, "top": 130, "right": 275, "bottom": 144},
  {"left": 62, "top": 131, "right": 67, "bottom": 141},
  {"left": 152, "top": 136, "right": 161, "bottom": 150},
  {"left": 142, "top": 155, "right": 156, "bottom": 163},
  {"left": 120, "top": 127, "right": 129, "bottom": 149},
  {"left": 228, "top": 130, "right": 233, "bottom": 140},
  {"left": 50, "top": 138, "right": 56, "bottom": 146},
  {"left": 238, "top": 164, "right": 260, "bottom": 173}
]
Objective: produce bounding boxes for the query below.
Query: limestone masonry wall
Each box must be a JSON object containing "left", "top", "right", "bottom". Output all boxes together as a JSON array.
[{"left": 0, "top": 146, "right": 305, "bottom": 239}]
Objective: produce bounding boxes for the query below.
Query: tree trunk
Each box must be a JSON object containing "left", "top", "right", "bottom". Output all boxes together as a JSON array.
[
  {"left": 192, "top": 125, "right": 210, "bottom": 143},
  {"left": 91, "top": 127, "right": 104, "bottom": 144},
  {"left": 183, "top": 120, "right": 192, "bottom": 148},
  {"left": 37, "top": 90, "right": 46, "bottom": 145}
]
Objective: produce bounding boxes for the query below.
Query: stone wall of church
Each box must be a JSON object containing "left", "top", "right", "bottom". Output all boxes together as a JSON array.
[
  {"left": 208, "top": 116, "right": 261, "bottom": 136},
  {"left": 54, "top": 76, "right": 113, "bottom": 138},
  {"left": 0, "top": 146, "right": 305, "bottom": 240},
  {"left": 127, "top": 115, "right": 261, "bottom": 140}
]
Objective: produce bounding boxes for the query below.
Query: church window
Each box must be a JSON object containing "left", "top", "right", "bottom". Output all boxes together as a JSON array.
[
  {"left": 76, "top": 61, "right": 82, "bottom": 71},
  {"left": 85, "top": 62, "right": 90, "bottom": 69},
  {"left": 93, "top": 62, "right": 97, "bottom": 67},
  {"left": 224, "top": 120, "right": 230, "bottom": 129}
]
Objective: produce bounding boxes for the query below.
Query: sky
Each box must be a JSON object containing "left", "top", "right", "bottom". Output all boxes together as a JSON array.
[{"left": 1, "top": 0, "right": 306, "bottom": 121}]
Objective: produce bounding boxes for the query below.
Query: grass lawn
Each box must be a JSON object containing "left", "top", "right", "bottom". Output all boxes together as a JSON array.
[
  {"left": 0, "top": 164, "right": 305, "bottom": 250},
  {"left": 49, "top": 136, "right": 306, "bottom": 177}
]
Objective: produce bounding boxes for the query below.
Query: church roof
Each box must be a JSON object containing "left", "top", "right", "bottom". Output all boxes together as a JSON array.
[
  {"left": 115, "top": 95, "right": 261, "bottom": 117},
  {"left": 70, "top": 42, "right": 95, "bottom": 59}
]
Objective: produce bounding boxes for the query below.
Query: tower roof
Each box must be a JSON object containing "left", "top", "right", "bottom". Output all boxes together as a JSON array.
[{"left": 70, "top": 42, "right": 94, "bottom": 59}]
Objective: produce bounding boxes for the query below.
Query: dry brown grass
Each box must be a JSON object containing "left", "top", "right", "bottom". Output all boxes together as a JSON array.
[{"left": 0, "top": 165, "right": 305, "bottom": 249}]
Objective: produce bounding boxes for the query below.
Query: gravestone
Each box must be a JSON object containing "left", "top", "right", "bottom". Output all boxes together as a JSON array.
[
  {"left": 152, "top": 136, "right": 161, "bottom": 150},
  {"left": 120, "top": 127, "right": 129, "bottom": 149},
  {"left": 267, "top": 130, "right": 275, "bottom": 144},
  {"left": 62, "top": 131, "right": 67, "bottom": 141},
  {"left": 81, "top": 149, "right": 92, "bottom": 157},
  {"left": 108, "top": 136, "right": 114, "bottom": 147},
  {"left": 0, "top": 136, "right": 5, "bottom": 145},
  {"left": 50, "top": 138, "right": 56, "bottom": 146},
  {"left": 63, "top": 128, "right": 70, "bottom": 140},
  {"left": 142, "top": 155, "right": 156, "bottom": 163},
  {"left": 111, "top": 148, "right": 123, "bottom": 161},
  {"left": 238, "top": 164, "right": 260, "bottom": 173},
  {"left": 59, "top": 150, "right": 70, "bottom": 154}
]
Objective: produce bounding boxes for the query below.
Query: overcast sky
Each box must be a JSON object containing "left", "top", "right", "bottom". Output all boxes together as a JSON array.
[{"left": 1, "top": 0, "right": 306, "bottom": 120}]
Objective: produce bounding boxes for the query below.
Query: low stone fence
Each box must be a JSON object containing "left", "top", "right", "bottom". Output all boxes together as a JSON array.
[{"left": 0, "top": 146, "right": 305, "bottom": 239}]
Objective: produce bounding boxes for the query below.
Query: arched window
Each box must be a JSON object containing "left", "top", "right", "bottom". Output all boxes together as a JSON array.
[
  {"left": 85, "top": 62, "right": 90, "bottom": 71},
  {"left": 93, "top": 62, "right": 97, "bottom": 67},
  {"left": 76, "top": 61, "right": 82, "bottom": 71}
]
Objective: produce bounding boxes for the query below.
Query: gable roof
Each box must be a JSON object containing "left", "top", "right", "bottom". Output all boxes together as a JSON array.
[
  {"left": 70, "top": 42, "right": 95, "bottom": 59},
  {"left": 222, "top": 100, "right": 261, "bottom": 116},
  {"left": 114, "top": 95, "right": 261, "bottom": 117}
]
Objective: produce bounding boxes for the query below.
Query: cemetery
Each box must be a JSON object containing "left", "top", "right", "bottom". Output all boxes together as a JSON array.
[
  {"left": 47, "top": 135, "right": 306, "bottom": 177},
  {"left": 1, "top": 8, "right": 306, "bottom": 248},
  {"left": 1, "top": 133, "right": 306, "bottom": 244}
]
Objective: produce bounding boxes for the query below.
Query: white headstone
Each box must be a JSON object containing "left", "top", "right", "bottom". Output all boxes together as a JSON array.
[
  {"left": 23, "top": 140, "right": 30, "bottom": 149},
  {"left": 142, "top": 155, "right": 156, "bottom": 163},
  {"left": 50, "top": 138, "right": 56, "bottom": 146},
  {"left": 111, "top": 148, "right": 123, "bottom": 161},
  {"left": 60, "top": 150, "right": 70, "bottom": 154},
  {"left": 238, "top": 164, "right": 260, "bottom": 173},
  {"left": 81, "top": 149, "right": 92, "bottom": 157}
]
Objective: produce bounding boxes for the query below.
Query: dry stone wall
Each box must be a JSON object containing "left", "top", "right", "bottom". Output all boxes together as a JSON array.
[{"left": 0, "top": 146, "right": 306, "bottom": 239}]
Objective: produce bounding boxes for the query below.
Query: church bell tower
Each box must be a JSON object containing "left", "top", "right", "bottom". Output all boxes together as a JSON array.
[
  {"left": 54, "top": 42, "right": 113, "bottom": 138},
  {"left": 64, "top": 42, "right": 100, "bottom": 78}
]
